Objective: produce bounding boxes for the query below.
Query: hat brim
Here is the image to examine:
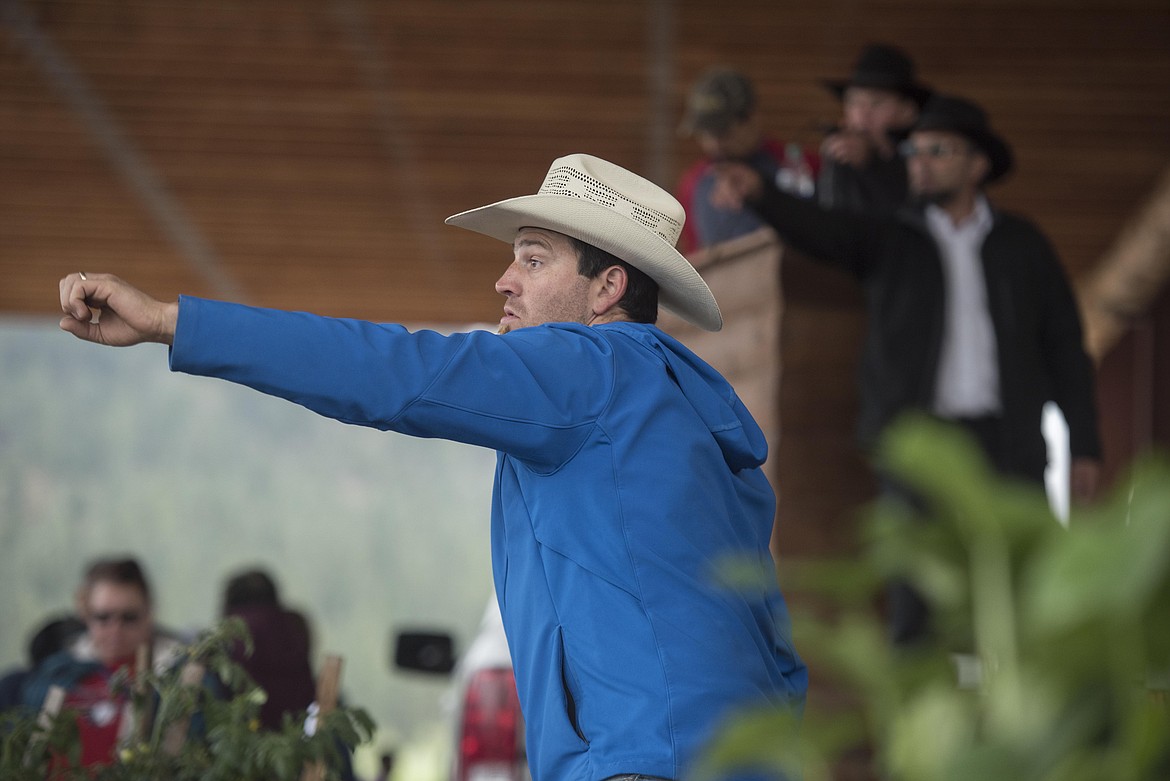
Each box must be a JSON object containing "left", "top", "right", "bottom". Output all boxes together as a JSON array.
[
  {"left": 446, "top": 194, "right": 723, "bottom": 332},
  {"left": 913, "top": 119, "right": 1014, "bottom": 183},
  {"left": 822, "top": 78, "right": 933, "bottom": 108}
]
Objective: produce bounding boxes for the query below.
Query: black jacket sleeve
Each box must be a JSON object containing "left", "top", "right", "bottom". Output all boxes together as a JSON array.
[
  {"left": 1026, "top": 228, "right": 1102, "bottom": 461},
  {"left": 749, "top": 180, "right": 886, "bottom": 279}
]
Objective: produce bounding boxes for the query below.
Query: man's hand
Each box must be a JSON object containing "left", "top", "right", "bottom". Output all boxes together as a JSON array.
[
  {"left": 709, "top": 162, "right": 765, "bottom": 210},
  {"left": 58, "top": 272, "right": 178, "bottom": 346},
  {"left": 820, "top": 129, "right": 882, "bottom": 167}
]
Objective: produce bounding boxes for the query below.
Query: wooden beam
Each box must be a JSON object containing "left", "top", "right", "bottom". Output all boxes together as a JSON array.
[{"left": 1081, "top": 165, "right": 1170, "bottom": 360}]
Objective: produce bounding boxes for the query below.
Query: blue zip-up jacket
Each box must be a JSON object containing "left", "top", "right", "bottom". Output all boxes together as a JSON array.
[{"left": 170, "top": 297, "right": 807, "bottom": 781}]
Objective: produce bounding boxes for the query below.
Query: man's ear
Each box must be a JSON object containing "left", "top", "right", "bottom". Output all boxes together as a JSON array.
[{"left": 592, "top": 264, "right": 629, "bottom": 316}]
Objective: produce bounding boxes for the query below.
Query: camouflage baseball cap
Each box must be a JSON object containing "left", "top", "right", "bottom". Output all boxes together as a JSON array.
[{"left": 679, "top": 67, "right": 756, "bottom": 135}]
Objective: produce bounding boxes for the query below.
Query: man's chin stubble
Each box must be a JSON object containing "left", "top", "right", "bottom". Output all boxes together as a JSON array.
[{"left": 911, "top": 189, "right": 958, "bottom": 209}]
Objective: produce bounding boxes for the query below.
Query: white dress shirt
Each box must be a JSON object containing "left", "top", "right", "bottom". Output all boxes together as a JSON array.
[{"left": 924, "top": 197, "right": 1001, "bottom": 418}]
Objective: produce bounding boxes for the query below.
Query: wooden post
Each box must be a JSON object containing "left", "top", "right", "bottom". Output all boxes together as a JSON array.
[
  {"left": 1081, "top": 165, "right": 1170, "bottom": 359},
  {"left": 134, "top": 641, "right": 156, "bottom": 744},
  {"left": 160, "top": 661, "right": 206, "bottom": 756},
  {"left": 315, "top": 655, "right": 343, "bottom": 714},
  {"left": 300, "top": 654, "right": 344, "bottom": 781},
  {"left": 23, "top": 684, "right": 65, "bottom": 768}
]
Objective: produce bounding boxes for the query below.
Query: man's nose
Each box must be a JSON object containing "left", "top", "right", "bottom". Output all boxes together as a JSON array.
[
  {"left": 906, "top": 158, "right": 929, "bottom": 186},
  {"left": 853, "top": 107, "right": 880, "bottom": 130},
  {"left": 495, "top": 263, "right": 518, "bottom": 296}
]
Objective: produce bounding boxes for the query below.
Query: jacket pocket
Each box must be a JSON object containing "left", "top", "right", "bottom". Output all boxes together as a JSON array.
[{"left": 558, "top": 628, "right": 588, "bottom": 744}]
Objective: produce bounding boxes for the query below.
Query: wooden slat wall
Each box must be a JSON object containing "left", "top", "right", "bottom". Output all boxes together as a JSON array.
[
  {"left": 3, "top": 0, "right": 1167, "bottom": 321},
  {"left": 2, "top": 0, "right": 1168, "bottom": 562}
]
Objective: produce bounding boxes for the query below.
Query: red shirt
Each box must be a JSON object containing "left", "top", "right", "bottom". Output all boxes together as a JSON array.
[{"left": 56, "top": 657, "right": 135, "bottom": 769}]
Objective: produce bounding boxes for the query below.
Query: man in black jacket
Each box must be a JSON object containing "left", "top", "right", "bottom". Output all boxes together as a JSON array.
[{"left": 714, "top": 94, "right": 1103, "bottom": 641}]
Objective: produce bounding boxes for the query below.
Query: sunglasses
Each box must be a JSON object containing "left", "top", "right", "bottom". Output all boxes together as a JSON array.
[
  {"left": 88, "top": 609, "right": 144, "bottom": 626},
  {"left": 898, "top": 140, "right": 972, "bottom": 160}
]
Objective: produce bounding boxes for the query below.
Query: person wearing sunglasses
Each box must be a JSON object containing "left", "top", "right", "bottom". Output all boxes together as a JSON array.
[
  {"left": 20, "top": 557, "right": 185, "bottom": 769},
  {"left": 713, "top": 94, "right": 1102, "bottom": 645}
]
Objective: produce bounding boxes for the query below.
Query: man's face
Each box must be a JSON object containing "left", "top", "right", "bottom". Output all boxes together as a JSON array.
[
  {"left": 494, "top": 228, "right": 595, "bottom": 334},
  {"left": 842, "top": 86, "right": 919, "bottom": 142},
  {"left": 83, "top": 581, "right": 152, "bottom": 666},
  {"left": 904, "top": 130, "right": 987, "bottom": 206},
  {"left": 695, "top": 114, "right": 762, "bottom": 161}
]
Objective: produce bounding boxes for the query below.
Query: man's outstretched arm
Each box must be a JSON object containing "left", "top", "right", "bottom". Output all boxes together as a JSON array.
[{"left": 59, "top": 272, "right": 178, "bottom": 346}]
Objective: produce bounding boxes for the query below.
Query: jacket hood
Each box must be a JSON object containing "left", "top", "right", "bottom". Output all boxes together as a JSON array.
[{"left": 632, "top": 325, "right": 769, "bottom": 472}]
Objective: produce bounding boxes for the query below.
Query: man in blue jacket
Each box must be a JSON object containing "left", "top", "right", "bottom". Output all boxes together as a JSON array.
[{"left": 59, "top": 153, "right": 807, "bottom": 781}]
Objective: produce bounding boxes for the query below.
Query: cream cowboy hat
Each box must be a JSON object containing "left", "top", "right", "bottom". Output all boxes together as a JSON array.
[{"left": 445, "top": 153, "right": 723, "bottom": 332}]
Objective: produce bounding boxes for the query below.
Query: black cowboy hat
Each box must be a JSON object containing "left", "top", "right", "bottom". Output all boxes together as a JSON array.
[
  {"left": 912, "top": 94, "right": 1015, "bottom": 183},
  {"left": 823, "top": 43, "right": 933, "bottom": 107}
]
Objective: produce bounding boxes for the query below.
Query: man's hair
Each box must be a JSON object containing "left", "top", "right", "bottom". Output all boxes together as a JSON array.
[
  {"left": 223, "top": 568, "right": 281, "bottom": 613},
  {"left": 570, "top": 237, "right": 659, "bottom": 324},
  {"left": 81, "top": 556, "right": 152, "bottom": 605}
]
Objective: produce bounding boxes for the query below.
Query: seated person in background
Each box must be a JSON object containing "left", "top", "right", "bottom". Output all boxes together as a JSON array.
[
  {"left": 20, "top": 557, "right": 184, "bottom": 768},
  {"left": 676, "top": 66, "right": 819, "bottom": 253},
  {"left": 222, "top": 569, "right": 357, "bottom": 781},
  {"left": 221, "top": 567, "right": 316, "bottom": 730},
  {"left": 817, "top": 43, "right": 933, "bottom": 215},
  {"left": 0, "top": 613, "right": 85, "bottom": 712}
]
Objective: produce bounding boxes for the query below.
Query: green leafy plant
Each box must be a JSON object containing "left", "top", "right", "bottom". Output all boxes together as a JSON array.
[
  {"left": 2, "top": 618, "right": 375, "bottom": 781},
  {"left": 0, "top": 701, "right": 81, "bottom": 781},
  {"left": 696, "top": 415, "right": 1170, "bottom": 781}
]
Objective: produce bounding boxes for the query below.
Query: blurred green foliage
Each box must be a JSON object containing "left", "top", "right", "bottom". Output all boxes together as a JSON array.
[
  {"left": 699, "top": 414, "right": 1170, "bottom": 781},
  {"left": 3, "top": 618, "right": 375, "bottom": 780}
]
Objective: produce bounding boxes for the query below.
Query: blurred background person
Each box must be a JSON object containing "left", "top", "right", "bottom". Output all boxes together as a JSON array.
[
  {"left": 221, "top": 567, "right": 317, "bottom": 730},
  {"left": 0, "top": 613, "right": 85, "bottom": 712},
  {"left": 676, "top": 65, "right": 819, "bottom": 253},
  {"left": 818, "top": 43, "right": 933, "bottom": 215},
  {"left": 712, "top": 94, "right": 1102, "bottom": 644},
  {"left": 20, "top": 556, "right": 183, "bottom": 769}
]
